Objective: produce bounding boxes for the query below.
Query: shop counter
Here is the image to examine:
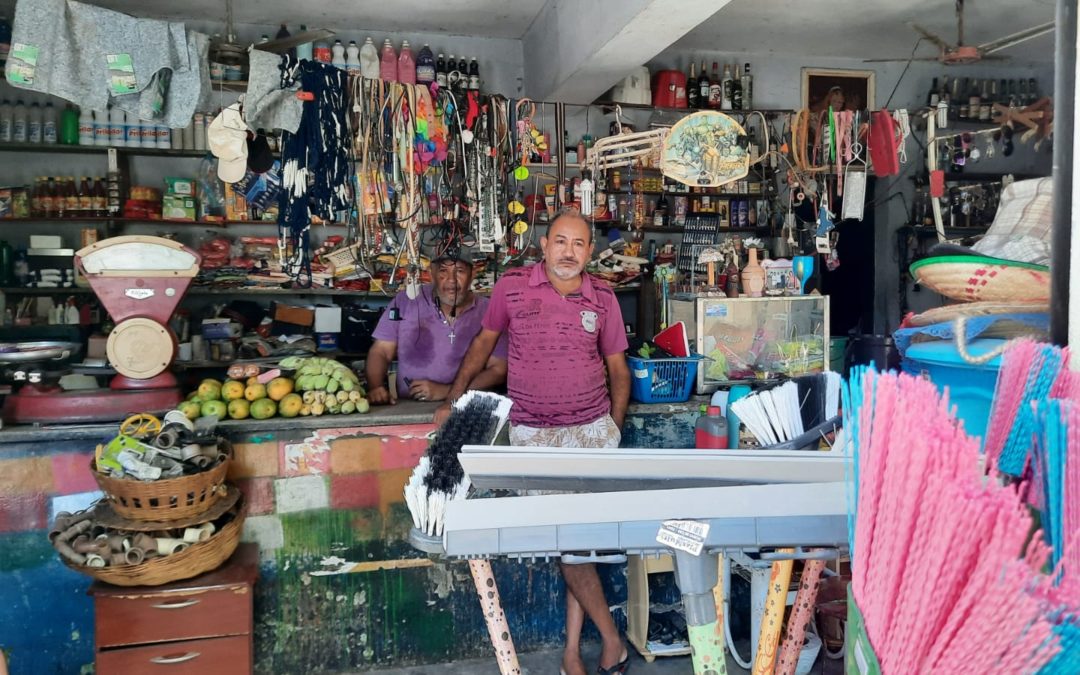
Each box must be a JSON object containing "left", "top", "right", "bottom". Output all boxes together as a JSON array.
[{"left": 0, "top": 398, "right": 703, "bottom": 674}]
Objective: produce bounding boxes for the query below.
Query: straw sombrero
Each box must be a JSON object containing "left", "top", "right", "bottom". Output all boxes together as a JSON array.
[
  {"left": 910, "top": 255, "right": 1050, "bottom": 304},
  {"left": 908, "top": 300, "right": 1048, "bottom": 327}
]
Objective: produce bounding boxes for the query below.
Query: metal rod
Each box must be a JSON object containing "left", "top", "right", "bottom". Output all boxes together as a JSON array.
[{"left": 1051, "top": 0, "right": 1076, "bottom": 345}]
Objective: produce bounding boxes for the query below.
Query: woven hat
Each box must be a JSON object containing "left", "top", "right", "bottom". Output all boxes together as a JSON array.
[
  {"left": 908, "top": 300, "right": 1048, "bottom": 327},
  {"left": 910, "top": 255, "right": 1050, "bottom": 303}
]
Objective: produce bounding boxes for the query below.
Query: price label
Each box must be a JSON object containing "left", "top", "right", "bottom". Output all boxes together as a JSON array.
[{"left": 655, "top": 519, "right": 710, "bottom": 556}]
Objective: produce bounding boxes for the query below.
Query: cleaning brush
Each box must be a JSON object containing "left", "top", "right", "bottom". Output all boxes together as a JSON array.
[
  {"left": 731, "top": 373, "right": 842, "bottom": 448},
  {"left": 404, "top": 391, "right": 513, "bottom": 537}
]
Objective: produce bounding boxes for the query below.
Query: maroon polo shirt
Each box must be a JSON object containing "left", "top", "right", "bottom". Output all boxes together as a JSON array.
[{"left": 483, "top": 262, "right": 628, "bottom": 427}]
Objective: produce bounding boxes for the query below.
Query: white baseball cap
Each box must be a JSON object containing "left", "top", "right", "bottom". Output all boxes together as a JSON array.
[{"left": 207, "top": 104, "right": 249, "bottom": 183}]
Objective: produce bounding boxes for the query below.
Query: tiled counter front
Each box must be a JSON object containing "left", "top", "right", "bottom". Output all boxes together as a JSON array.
[{"left": 0, "top": 401, "right": 699, "bottom": 673}]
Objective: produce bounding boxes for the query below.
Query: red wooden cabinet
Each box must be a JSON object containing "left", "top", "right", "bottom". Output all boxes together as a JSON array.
[{"left": 89, "top": 543, "right": 259, "bottom": 675}]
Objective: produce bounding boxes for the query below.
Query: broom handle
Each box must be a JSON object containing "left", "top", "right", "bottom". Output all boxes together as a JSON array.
[
  {"left": 468, "top": 559, "right": 522, "bottom": 675},
  {"left": 775, "top": 557, "right": 829, "bottom": 675},
  {"left": 751, "top": 548, "right": 796, "bottom": 675}
]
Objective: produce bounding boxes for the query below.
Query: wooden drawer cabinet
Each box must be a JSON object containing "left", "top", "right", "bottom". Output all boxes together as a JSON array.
[{"left": 90, "top": 544, "right": 258, "bottom": 675}]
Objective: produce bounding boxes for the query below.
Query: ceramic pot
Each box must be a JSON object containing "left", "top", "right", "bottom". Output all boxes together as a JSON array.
[{"left": 741, "top": 248, "right": 766, "bottom": 297}]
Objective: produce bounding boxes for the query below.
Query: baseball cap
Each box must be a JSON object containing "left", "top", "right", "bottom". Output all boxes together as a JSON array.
[
  {"left": 432, "top": 246, "right": 474, "bottom": 266},
  {"left": 207, "top": 104, "right": 249, "bottom": 183}
]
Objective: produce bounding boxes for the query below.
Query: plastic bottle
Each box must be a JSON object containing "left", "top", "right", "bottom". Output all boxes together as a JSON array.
[
  {"left": 93, "top": 109, "right": 109, "bottom": 146},
  {"left": 124, "top": 114, "right": 140, "bottom": 147},
  {"left": 359, "top": 37, "right": 379, "bottom": 79},
  {"left": 379, "top": 39, "right": 397, "bottom": 82},
  {"left": 397, "top": 41, "right": 415, "bottom": 85},
  {"left": 415, "top": 44, "right": 435, "bottom": 85},
  {"left": 0, "top": 240, "right": 13, "bottom": 286},
  {"left": 108, "top": 106, "right": 124, "bottom": 146},
  {"left": 78, "top": 107, "right": 94, "bottom": 145},
  {"left": 78, "top": 176, "right": 91, "bottom": 216},
  {"left": 435, "top": 53, "right": 447, "bottom": 88},
  {"left": 59, "top": 103, "right": 78, "bottom": 145},
  {"left": 695, "top": 406, "right": 729, "bottom": 449},
  {"left": 313, "top": 40, "right": 331, "bottom": 64},
  {"left": 12, "top": 99, "right": 27, "bottom": 142},
  {"left": 27, "top": 102, "right": 42, "bottom": 143},
  {"left": 331, "top": 40, "right": 346, "bottom": 69},
  {"left": 345, "top": 41, "right": 361, "bottom": 74},
  {"left": 296, "top": 25, "right": 313, "bottom": 62},
  {"left": 0, "top": 99, "right": 12, "bottom": 142},
  {"left": 63, "top": 176, "right": 78, "bottom": 218}
]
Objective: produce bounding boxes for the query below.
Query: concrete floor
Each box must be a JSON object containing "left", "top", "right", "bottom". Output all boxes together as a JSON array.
[{"left": 361, "top": 641, "right": 844, "bottom": 674}]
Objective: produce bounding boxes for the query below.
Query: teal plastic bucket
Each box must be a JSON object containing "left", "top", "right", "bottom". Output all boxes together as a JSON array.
[{"left": 901, "top": 338, "right": 1005, "bottom": 443}]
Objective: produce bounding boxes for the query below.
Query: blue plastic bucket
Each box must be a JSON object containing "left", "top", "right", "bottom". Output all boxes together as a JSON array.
[{"left": 901, "top": 338, "right": 1005, "bottom": 443}]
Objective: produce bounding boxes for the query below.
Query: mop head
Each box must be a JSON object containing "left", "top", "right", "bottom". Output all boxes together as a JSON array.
[{"left": 404, "top": 391, "right": 512, "bottom": 537}]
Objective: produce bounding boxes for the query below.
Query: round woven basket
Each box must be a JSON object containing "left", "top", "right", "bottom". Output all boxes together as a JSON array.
[
  {"left": 92, "top": 439, "right": 232, "bottom": 522},
  {"left": 63, "top": 492, "right": 245, "bottom": 587},
  {"left": 910, "top": 256, "right": 1050, "bottom": 303}
]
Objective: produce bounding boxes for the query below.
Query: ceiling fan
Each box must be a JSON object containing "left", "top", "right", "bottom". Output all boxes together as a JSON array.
[{"left": 865, "top": 0, "right": 1054, "bottom": 65}]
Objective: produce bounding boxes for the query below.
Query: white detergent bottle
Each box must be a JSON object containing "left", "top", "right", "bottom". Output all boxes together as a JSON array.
[
  {"left": 27, "top": 101, "right": 41, "bottom": 143},
  {"left": 359, "top": 37, "right": 379, "bottom": 79},
  {"left": 346, "top": 41, "right": 361, "bottom": 74},
  {"left": 331, "top": 40, "right": 346, "bottom": 69},
  {"left": 93, "top": 109, "right": 109, "bottom": 146},
  {"left": 0, "top": 99, "right": 12, "bottom": 142},
  {"left": 107, "top": 105, "right": 124, "bottom": 146},
  {"left": 124, "top": 113, "right": 140, "bottom": 147},
  {"left": 42, "top": 101, "right": 57, "bottom": 144},
  {"left": 12, "top": 99, "right": 27, "bottom": 142}
]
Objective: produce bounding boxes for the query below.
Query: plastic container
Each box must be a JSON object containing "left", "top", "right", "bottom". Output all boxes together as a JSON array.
[
  {"left": 296, "top": 25, "right": 313, "bottom": 62},
  {"left": 397, "top": 40, "right": 415, "bottom": 85},
  {"left": 627, "top": 355, "right": 701, "bottom": 403},
  {"left": 901, "top": 338, "right": 1005, "bottom": 443},
  {"left": 415, "top": 44, "right": 435, "bottom": 85},
  {"left": 726, "top": 384, "right": 752, "bottom": 448},
  {"left": 359, "top": 37, "right": 379, "bottom": 79},
  {"left": 695, "top": 405, "right": 728, "bottom": 449},
  {"left": 379, "top": 39, "right": 397, "bottom": 82}
]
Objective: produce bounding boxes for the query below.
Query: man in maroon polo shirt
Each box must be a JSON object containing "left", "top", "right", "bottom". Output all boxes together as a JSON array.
[
  {"left": 366, "top": 249, "right": 508, "bottom": 404},
  {"left": 438, "top": 211, "right": 631, "bottom": 675}
]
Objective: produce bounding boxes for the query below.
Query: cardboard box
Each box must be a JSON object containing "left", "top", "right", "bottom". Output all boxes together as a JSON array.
[
  {"left": 164, "top": 177, "right": 196, "bottom": 197},
  {"left": 314, "top": 305, "right": 342, "bottom": 333},
  {"left": 162, "top": 195, "right": 196, "bottom": 221},
  {"left": 224, "top": 183, "right": 248, "bottom": 221}
]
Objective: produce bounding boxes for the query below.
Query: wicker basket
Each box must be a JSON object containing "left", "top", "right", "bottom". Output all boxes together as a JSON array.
[
  {"left": 910, "top": 256, "right": 1050, "bottom": 303},
  {"left": 92, "top": 439, "right": 232, "bottom": 522},
  {"left": 63, "top": 492, "right": 245, "bottom": 587}
]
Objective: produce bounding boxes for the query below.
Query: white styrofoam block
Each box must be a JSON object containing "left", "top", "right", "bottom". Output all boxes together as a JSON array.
[
  {"left": 314, "top": 305, "right": 342, "bottom": 333},
  {"left": 30, "top": 235, "right": 62, "bottom": 249}
]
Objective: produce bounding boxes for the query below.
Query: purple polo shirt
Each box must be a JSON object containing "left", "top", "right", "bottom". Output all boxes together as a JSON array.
[
  {"left": 372, "top": 285, "right": 508, "bottom": 398},
  {"left": 483, "top": 263, "right": 628, "bottom": 428}
]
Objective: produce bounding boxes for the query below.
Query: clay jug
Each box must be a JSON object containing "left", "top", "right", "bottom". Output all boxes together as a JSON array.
[{"left": 741, "top": 247, "right": 766, "bottom": 298}]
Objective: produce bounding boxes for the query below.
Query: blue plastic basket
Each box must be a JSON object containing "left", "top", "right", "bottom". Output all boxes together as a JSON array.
[{"left": 627, "top": 355, "right": 701, "bottom": 403}]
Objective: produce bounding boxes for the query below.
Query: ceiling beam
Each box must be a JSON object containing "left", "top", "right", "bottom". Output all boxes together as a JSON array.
[{"left": 522, "top": 0, "right": 728, "bottom": 103}]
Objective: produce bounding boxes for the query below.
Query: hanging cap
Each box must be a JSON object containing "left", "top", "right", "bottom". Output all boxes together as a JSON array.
[
  {"left": 246, "top": 132, "right": 274, "bottom": 174},
  {"left": 207, "top": 105, "right": 249, "bottom": 183}
]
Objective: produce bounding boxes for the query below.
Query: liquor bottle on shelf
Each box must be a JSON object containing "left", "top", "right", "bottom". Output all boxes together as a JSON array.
[
  {"left": 687, "top": 62, "right": 699, "bottom": 109},
  {"left": 718, "top": 63, "right": 730, "bottom": 110},
  {"left": 709, "top": 62, "right": 722, "bottom": 108},
  {"left": 468, "top": 58, "right": 480, "bottom": 91},
  {"left": 697, "top": 61, "right": 710, "bottom": 109},
  {"left": 91, "top": 176, "right": 106, "bottom": 217},
  {"left": 950, "top": 78, "right": 961, "bottom": 119},
  {"left": 435, "top": 53, "right": 447, "bottom": 88},
  {"left": 741, "top": 63, "right": 752, "bottom": 110},
  {"left": 979, "top": 81, "right": 991, "bottom": 121},
  {"left": 653, "top": 191, "right": 668, "bottom": 228},
  {"left": 415, "top": 44, "right": 435, "bottom": 85},
  {"left": 968, "top": 78, "right": 981, "bottom": 119},
  {"left": 78, "top": 176, "right": 92, "bottom": 216},
  {"left": 42, "top": 176, "right": 56, "bottom": 218},
  {"left": 928, "top": 77, "right": 940, "bottom": 106},
  {"left": 731, "top": 63, "right": 743, "bottom": 110},
  {"left": 29, "top": 177, "right": 42, "bottom": 217}
]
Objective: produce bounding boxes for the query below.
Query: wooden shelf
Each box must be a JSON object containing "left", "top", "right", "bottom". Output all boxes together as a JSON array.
[{"left": 0, "top": 143, "right": 208, "bottom": 158}]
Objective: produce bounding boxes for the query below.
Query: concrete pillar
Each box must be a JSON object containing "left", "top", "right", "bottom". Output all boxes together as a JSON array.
[{"left": 522, "top": 0, "right": 729, "bottom": 103}]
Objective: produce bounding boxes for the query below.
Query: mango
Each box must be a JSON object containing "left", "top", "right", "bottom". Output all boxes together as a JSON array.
[
  {"left": 250, "top": 398, "right": 277, "bottom": 420},
  {"left": 227, "top": 398, "right": 250, "bottom": 420},
  {"left": 267, "top": 377, "right": 294, "bottom": 402},
  {"left": 278, "top": 393, "right": 303, "bottom": 418},
  {"left": 200, "top": 399, "right": 227, "bottom": 419},
  {"left": 221, "top": 380, "right": 246, "bottom": 401},
  {"left": 244, "top": 383, "right": 267, "bottom": 401}
]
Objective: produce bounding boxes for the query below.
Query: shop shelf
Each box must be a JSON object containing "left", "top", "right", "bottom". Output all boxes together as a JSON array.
[{"left": 0, "top": 143, "right": 208, "bottom": 158}]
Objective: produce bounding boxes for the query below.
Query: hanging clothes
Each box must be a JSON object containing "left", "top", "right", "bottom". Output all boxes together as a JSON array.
[{"left": 277, "top": 55, "right": 351, "bottom": 285}]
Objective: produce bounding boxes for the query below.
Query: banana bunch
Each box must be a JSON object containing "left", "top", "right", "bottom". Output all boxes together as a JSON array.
[{"left": 278, "top": 357, "right": 370, "bottom": 416}]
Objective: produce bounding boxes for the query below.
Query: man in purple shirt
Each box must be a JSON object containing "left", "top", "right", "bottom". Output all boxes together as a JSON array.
[
  {"left": 365, "top": 250, "right": 507, "bottom": 404},
  {"left": 438, "top": 211, "right": 631, "bottom": 675}
]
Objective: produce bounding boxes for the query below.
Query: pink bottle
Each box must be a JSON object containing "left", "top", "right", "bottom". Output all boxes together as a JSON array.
[
  {"left": 379, "top": 39, "right": 397, "bottom": 82},
  {"left": 397, "top": 40, "right": 416, "bottom": 85}
]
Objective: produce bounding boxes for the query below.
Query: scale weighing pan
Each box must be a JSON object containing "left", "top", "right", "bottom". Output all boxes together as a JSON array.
[{"left": 0, "top": 341, "right": 82, "bottom": 363}]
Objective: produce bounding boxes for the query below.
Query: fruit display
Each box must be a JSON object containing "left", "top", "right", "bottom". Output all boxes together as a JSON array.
[{"left": 180, "top": 357, "right": 369, "bottom": 420}]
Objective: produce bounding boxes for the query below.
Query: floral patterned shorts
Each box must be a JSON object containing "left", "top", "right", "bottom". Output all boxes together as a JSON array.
[{"left": 510, "top": 415, "right": 621, "bottom": 497}]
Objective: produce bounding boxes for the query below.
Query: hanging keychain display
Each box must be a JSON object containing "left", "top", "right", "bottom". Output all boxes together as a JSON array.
[{"left": 842, "top": 111, "right": 867, "bottom": 221}]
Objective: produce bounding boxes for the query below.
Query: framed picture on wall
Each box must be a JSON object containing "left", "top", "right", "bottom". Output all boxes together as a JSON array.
[{"left": 802, "top": 68, "right": 876, "bottom": 112}]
